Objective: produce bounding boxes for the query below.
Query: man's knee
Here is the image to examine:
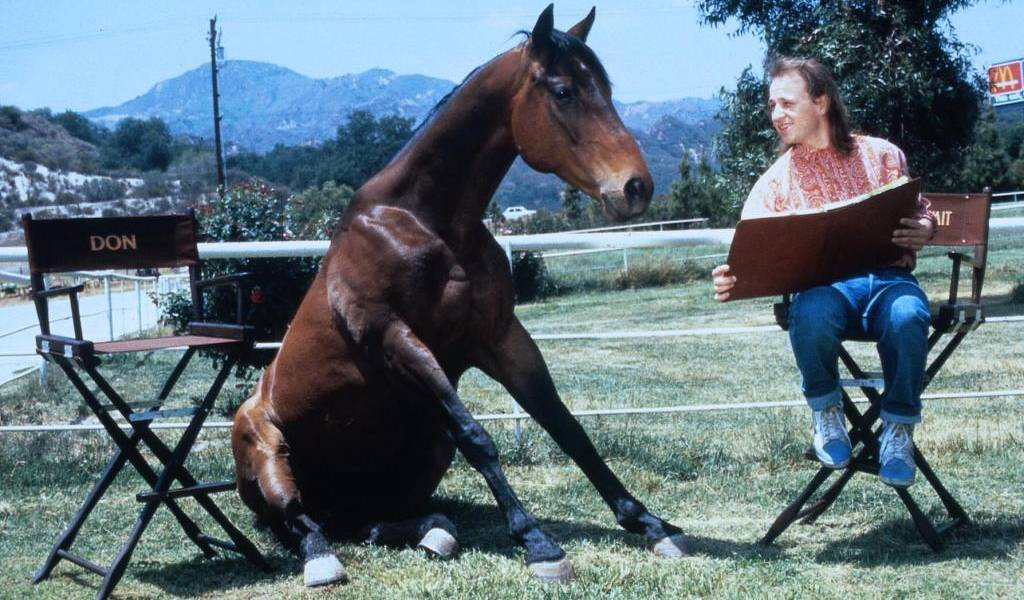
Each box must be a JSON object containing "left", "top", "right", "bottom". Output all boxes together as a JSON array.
[
  {"left": 886, "top": 294, "right": 929, "bottom": 335},
  {"left": 790, "top": 286, "right": 850, "bottom": 333}
]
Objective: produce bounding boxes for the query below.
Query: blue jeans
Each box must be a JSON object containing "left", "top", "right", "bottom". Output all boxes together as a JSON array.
[{"left": 788, "top": 269, "right": 930, "bottom": 424}]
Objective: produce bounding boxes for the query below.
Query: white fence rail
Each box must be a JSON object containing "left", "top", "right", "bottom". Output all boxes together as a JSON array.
[{"left": 1, "top": 216, "right": 1021, "bottom": 430}]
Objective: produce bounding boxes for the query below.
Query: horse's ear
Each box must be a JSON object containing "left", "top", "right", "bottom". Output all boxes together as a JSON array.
[
  {"left": 567, "top": 7, "right": 595, "bottom": 43},
  {"left": 531, "top": 4, "right": 555, "bottom": 53}
]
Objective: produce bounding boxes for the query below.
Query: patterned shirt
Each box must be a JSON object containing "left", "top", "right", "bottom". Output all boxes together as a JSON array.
[{"left": 741, "top": 134, "right": 932, "bottom": 269}]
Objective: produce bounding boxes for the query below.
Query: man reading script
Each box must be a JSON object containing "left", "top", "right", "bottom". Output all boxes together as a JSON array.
[{"left": 711, "top": 57, "right": 936, "bottom": 488}]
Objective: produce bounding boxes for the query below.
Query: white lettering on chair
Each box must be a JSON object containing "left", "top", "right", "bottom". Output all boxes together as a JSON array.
[{"left": 90, "top": 234, "right": 138, "bottom": 251}]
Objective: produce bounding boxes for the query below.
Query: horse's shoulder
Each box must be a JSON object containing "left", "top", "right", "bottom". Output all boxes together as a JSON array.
[{"left": 347, "top": 205, "right": 444, "bottom": 254}]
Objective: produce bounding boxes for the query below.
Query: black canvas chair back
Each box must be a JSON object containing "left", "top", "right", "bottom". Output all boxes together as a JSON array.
[
  {"left": 23, "top": 213, "right": 267, "bottom": 599},
  {"left": 763, "top": 188, "right": 992, "bottom": 552}
]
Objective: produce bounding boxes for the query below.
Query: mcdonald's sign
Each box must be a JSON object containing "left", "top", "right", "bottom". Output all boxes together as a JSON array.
[{"left": 988, "top": 59, "right": 1024, "bottom": 106}]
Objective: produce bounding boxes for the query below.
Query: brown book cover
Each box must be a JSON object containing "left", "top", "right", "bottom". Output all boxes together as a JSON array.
[{"left": 725, "top": 177, "right": 921, "bottom": 300}]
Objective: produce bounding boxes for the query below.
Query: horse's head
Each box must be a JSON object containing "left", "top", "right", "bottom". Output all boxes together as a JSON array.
[{"left": 510, "top": 5, "right": 652, "bottom": 221}]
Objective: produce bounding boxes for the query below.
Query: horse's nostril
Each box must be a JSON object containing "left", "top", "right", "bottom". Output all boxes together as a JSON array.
[{"left": 624, "top": 178, "right": 647, "bottom": 203}]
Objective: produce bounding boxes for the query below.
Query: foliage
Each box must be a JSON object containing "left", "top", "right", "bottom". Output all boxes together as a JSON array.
[
  {"left": 561, "top": 185, "right": 583, "bottom": 222},
  {"left": 289, "top": 180, "right": 354, "bottom": 238},
  {"left": 511, "top": 251, "right": 555, "bottom": 303},
  {"left": 154, "top": 289, "right": 193, "bottom": 335},
  {"left": 0, "top": 105, "right": 26, "bottom": 131},
  {"left": 229, "top": 110, "right": 414, "bottom": 192},
  {"left": 101, "top": 117, "right": 175, "bottom": 172},
  {"left": 698, "top": 0, "right": 985, "bottom": 193},
  {"left": 47, "top": 110, "right": 108, "bottom": 145},
  {"left": 79, "top": 178, "right": 126, "bottom": 202},
  {"left": 158, "top": 180, "right": 320, "bottom": 368},
  {"left": 667, "top": 150, "right": 738, "bottom": 227}
]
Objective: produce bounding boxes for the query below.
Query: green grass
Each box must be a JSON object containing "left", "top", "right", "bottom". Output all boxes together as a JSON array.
[{"left": 1, "top": 235, "right": 1023, "bottom": 599}]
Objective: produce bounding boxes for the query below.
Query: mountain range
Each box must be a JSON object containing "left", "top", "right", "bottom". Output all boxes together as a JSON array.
[{"left": 84, "top": 60, "right": 722, "bottom": 208}]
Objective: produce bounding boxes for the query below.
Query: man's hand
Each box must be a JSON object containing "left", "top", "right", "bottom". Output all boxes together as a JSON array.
[
  {"left": 892, "top": 217, "right": 934, "bottom": 251},
  {"left": 711, "top": 264, "right": 736, "bottom": 302}
]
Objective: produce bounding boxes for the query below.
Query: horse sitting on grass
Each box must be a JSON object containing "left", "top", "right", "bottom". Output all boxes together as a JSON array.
[{"left": 231, "top": 4, "right": 688, "bottom": 586}]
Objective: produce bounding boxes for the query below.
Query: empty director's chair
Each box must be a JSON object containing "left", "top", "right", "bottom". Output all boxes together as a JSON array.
[
  {"left": 23, "top": 213, "right": 268, "bottom": 600},
  {"left": 761, "top": 189, "right": 992, "bottom": 552}
]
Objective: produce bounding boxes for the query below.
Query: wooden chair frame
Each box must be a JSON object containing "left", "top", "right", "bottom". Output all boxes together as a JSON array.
[
  {"left": 23, "top": 213, "right": 268, "bottom": 600},
  {"left": 760, "top": 189, "right": 992, "bottom": 552}
]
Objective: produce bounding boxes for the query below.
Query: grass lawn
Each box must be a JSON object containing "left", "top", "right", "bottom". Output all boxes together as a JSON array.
[{"left": 1, "top": 235, "right": 1022, "bottom": 599}]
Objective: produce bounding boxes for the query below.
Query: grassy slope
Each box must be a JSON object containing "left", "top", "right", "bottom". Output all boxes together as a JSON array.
[{"left": 0, "top": 237, "right": 1022, "bottom": 599}]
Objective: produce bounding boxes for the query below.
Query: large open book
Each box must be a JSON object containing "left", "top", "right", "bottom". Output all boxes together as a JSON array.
[{"left": 725, "top": 176, "right": 921, "bottom": 300}]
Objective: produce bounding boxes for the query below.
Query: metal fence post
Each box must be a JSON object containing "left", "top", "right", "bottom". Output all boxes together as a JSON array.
[
  {"left": 135, "top": 281, "right": 143, "bottom": 335},
  {"left": 622, "top": 248, "right": 629, "bottom": 274},
  {"left": 104, "top": 275, "right": 113, "bottom": 340}
]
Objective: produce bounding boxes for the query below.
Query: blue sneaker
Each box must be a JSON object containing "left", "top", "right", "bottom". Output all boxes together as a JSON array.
[
  {"left": 879, "top": 422, "right": 916, "bottom": 488},
  {"left": 812, "top": 405, "right": 852, "bottom": 469}
]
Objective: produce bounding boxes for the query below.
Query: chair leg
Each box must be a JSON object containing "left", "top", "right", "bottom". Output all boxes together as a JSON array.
[
  {"left": 760, "top": 467, "right": 833, "bottom": 546},
  {"left": 33, "top": 436, "right": 134, "bottom": 584},
  {"left": 797, "top": 465, "right": 856, "bottom": 524},
  {"left": 894, "top": 487, "right": 944, "bottom": 552},
  {"left": 87, "top": 355, "right": 269, "bottom": 573},
  {"left": 55, "top": 359, "right": 217, "bottom": 559},
  {"left": 914, "top": 449, "right": 970, "bottom": 532},
  {"left": 96, "top": 357, "right": 231, "bottom": 599}
]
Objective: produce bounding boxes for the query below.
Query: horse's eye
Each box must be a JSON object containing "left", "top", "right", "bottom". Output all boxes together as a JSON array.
[{"left": 552, "top": 85, "right": 574, "bottom": 105}]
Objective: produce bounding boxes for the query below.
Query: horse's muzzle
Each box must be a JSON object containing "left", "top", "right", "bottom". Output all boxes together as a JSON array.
[{"left": 601, "top": 175, "right": 652, "bottom": 220}]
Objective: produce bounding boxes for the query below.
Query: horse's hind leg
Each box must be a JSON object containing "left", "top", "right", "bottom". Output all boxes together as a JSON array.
[
  {"left": 364, "top": 513, "right": 460, "bottom": 559},
  {"left": 232, "top": 400, "right": 346, "bottom": 587}
]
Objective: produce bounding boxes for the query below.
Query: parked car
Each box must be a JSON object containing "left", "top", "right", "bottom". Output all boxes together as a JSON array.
[{"left": 502, "top": 205, "right": 537, "bottom": 221}]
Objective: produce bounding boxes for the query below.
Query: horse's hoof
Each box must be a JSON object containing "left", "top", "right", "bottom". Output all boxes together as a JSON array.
[
  {"left": 528, "top": 557, "right": 575, "bottom": 583},
  {"left": 650, "top": 534, "right": 689, "bottom": 558},
  {"left": 304, "top": 554, "right": 347, "bottom": 587},
  {"left": 418, "top": 527, "right": 459, "bottom": 559}
]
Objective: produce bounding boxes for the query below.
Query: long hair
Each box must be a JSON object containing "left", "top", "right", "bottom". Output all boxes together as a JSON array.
[{"left": 769, "top": 57, "right": 855, "bottom": 155}]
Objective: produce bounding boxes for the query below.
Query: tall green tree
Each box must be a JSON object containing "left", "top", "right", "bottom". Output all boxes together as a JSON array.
[
  {"left": 698, "top": 0, "right": 984, "bottom": 192},
  {"left": 102, "top": 117, "right": 174, "bottom": 171},
  {"left": 230, "top": 111, "right": 414, "bottom": 192}
]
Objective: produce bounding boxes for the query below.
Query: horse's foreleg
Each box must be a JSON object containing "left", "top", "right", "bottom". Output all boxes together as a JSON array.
[
  {"left": 476, "top": 317, "right": 688, "bottom": 557},
  {"left": 232, "top": 403, "right": 347, "bottom": 587},
  {"left": 382, "top": 321, "right": 573, "bottom": 581},
  {"left": 363, "top": 513, "right": 460, "bottom": 559}
]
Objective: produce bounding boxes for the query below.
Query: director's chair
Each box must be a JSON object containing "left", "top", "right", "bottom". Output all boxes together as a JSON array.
[
  {"left": 760, "top": 189, "right": 992, "bottom": 552},
  {"left": 23, "top": 213, "right": 269, "bottom": 600}
]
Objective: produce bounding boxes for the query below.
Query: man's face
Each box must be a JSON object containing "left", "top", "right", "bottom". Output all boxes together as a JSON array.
[{"left": 768, "top": 71, "right": 829, "bottom": 149}]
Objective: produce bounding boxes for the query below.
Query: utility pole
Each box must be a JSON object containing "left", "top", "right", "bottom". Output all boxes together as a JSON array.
[{"left": 208, "top": 17, "right": 226, "bottom": 198}]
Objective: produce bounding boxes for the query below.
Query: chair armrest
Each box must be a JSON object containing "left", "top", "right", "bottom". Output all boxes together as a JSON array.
[
  {"left": 33, "top": 283, "right": 87, "bottom": 339},
  {"left": 33, "top": 283, "right": 86, "bottom": 299},
  {"left": 192, "top": 272, "right": 253, "bottom": 325},
  {"left": 193, "top": 272, "right": 253, "bottom": 290}
]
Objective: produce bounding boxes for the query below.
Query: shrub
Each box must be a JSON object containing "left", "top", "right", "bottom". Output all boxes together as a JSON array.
[
  {"left": 512, "top": 251, "right": 556, "bottom": 303},
  {"left": 80, "top": 178, "right": 125, "bottom": 203},
  {"left": 158, "top": 180, "right": 320, "bottom": 369}
]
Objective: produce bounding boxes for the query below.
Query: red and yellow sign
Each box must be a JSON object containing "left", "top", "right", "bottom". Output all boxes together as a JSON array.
[{"left": 988, "top": 60, "right": 1023, "bottom": 96}]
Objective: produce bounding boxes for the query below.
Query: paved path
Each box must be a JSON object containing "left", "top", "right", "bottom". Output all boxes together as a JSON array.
[{"left": 0, "top": 282, "right": 162, "bottom": 383}]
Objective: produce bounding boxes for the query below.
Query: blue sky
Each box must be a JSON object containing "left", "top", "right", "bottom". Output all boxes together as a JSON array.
[{"left": 1, "top": 0, "right": 1021, "bottom": 112}]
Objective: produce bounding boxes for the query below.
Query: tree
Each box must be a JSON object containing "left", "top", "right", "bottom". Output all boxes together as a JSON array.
[
  {"left": 289, "top": 180, "right": 355, "bottom": 238},
  {"left": 959, "top": 107, "right": 1013, "bottom": 192},
  {"left": 561, "top": 184, "right": 583, "bottom": 224},
  {"left": 698, "top": 0, "right": 984, "bottom": 192},
  {"left": 50, "top": 110, "right": 107, "bottom": 145},
  {"left": 102, "top": 117, "right": 174, "bottom": 171},
  {"left": 669, "top": 150, "right": 737, "bottom": 226},
  {"left": 228, "top": 111, "right": 414, "bottom": 192}
]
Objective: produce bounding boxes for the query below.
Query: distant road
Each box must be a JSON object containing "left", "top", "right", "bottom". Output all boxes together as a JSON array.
[{"left": 0, "top": 288, "right": 161, "bottom": 384}]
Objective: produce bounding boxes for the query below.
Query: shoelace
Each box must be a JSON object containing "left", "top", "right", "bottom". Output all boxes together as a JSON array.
[
  {"left": 817, "top": 406, "right": 846, "bottom": 442},
  {"left": 883, "top": 424, "right": 912, "bottom": 459}
]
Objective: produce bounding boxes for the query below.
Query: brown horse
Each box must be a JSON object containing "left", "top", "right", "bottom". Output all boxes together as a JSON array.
[{"left": 232, "top": 5, "right": 687, "bottom": 586}]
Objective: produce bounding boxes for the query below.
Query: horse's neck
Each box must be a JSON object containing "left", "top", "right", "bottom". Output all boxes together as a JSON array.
[{"left": 364, "top": 51, "right": 522, "bottom": 239}]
